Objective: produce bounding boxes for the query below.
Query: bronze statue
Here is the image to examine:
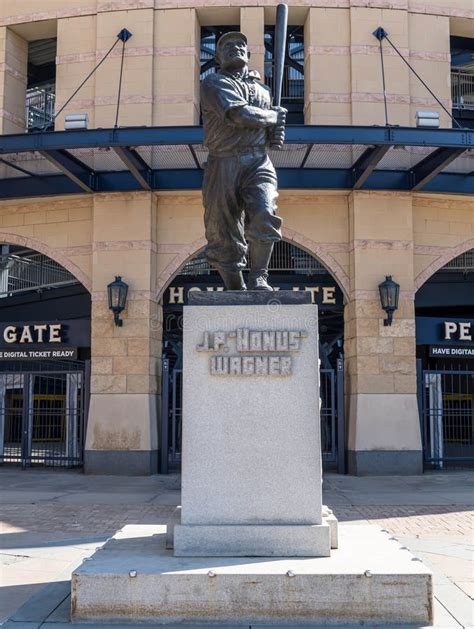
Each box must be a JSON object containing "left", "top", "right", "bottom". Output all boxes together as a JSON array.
[{"left": 200, "top": 32, "right": 287, "bottom": 291}]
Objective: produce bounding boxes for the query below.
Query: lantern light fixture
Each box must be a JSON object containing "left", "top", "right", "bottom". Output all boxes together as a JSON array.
[
  {"left": 107, "top": 276, "right": 128, "bottom": 327},
  {"left": 378, "top": 275, "right": 400, "bottom": 326}
]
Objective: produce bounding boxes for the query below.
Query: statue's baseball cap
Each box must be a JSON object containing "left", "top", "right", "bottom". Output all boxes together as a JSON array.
[{"left": 216, "top": 32, "right": 248, "bottom": 59}]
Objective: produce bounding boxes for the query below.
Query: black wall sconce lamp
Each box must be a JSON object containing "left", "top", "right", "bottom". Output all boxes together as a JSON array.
[
  {"left": 107, "top": 276, "right": 128, "bottom": 327},
  {"left": 378, "top": 275, "right": 400, "bottom": 326}
]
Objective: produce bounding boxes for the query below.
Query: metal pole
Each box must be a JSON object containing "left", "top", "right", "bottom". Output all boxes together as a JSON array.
[
  {"left": 22, "top": 374, "right": 33, "bottom": 469},
  {"left": 336, "top": 357, "right": 345, "bottom": 474},
  {"left": 160, "top": 358, "right": 169, "bottom": 474}
]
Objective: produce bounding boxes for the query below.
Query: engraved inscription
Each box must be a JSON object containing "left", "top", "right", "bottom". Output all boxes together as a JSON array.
[{"left": 196, "top": 328, "right": 307, "bottom": 377}]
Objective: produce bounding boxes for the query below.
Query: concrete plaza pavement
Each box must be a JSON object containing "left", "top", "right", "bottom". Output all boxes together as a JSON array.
[{"left": 0, "top": 468, "right": 472, "bottom": 628}]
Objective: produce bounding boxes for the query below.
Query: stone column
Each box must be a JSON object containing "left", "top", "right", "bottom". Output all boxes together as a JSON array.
[
  {"left": 304, "top": 7, "right": 351, "bottom": 125},
  {"left": 94, "top": 8, "right": 154, "bottom": 128},
  {"left": 0, "top": 27, "right": 27, "bottom": 134},
  {"left": 408, "top": 13, "right": 451, "bottom": 127},
  {"left": 349, "top": 6, "right": 410, "bottom": 126},
  {"left": 55, "top": 16, "right": 97, "bottom": 130},
  {"left": 153, "top": 8, "right": 200, "bottom": 125},
  {"left": 84, "top": 192, "right": 161, "bottom": 475},
  {"left": 345, "top": 191, "right": 422, "bottom": 475},
  {"left": 240, "top": 7, "right": 265, "bottom": 81}
]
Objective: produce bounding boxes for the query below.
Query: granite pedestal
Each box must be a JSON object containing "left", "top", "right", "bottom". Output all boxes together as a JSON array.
[
  {"left": 71, "top": 523, "right": 433, "bottom": 625},
  {"left": 174, "top": 291, "right": 329, "bottom": 557}
]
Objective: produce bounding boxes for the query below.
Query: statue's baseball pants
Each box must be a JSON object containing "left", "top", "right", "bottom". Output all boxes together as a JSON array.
[{"left": 202, "top": 150, "right": 282, "bottom": 273}]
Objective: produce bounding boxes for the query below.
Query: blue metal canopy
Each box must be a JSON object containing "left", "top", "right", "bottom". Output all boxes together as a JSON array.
[{"left": 0, "top": 125, "right": 472, "bottom": 199}]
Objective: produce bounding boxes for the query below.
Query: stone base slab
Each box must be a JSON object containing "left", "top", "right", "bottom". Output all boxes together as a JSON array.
[
  {"left": 347, "top": 450, "right": 423, "bottom": 476},
  {"left": 84, "top": 449, "right": 158, "bottom": 475},
  {"left": 173, "top": 522, "right": 331, "bottom": 557},
  {"left": 168, "top": 506, "right": 339, "bottom": 553},
  {"left": 72, "top": 524, "right": 433, "bottom": 625}
]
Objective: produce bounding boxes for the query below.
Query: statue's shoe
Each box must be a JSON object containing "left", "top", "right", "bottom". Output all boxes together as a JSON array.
[{"left": 247, "top": 274, "right": 273, "bottom": 291}]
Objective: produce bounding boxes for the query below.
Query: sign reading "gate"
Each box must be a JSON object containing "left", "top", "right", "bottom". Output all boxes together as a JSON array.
[
  {"left": 2, "top": 323, "right": 63, "bottom": 344},
  {"left": 0, "top": 323, "right": 79, "bottom": 360}
]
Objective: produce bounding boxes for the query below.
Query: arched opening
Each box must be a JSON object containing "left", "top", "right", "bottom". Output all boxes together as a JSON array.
[
  {"left": 0, "top": 243, "right": 91, "bottom": 468},
  {"left": 415, "top": 248, "right": 474, "bottom": 469},
  {"left": 160, "top": 239, "right": 346, "bottom": 472}
]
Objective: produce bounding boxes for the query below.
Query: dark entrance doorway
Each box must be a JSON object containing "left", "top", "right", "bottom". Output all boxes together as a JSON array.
[
  {"left": 0, "top": 360, "right": 89, "bottom": 467},
  {"left": 415, "top": 248, "right": 474, "bottom": 468},
  {"left": 160, "top": 240, "right": 345, "bottom": 473},
  {"left": 0, "top": 244, "right": 92, "bottom": 468}
]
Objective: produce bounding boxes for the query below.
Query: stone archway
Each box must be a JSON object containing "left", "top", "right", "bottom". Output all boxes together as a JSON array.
[
  {"left": 0, "top": 232, "right": 92, "bottom": 292},
  {"left": 155, "top": 227, "right": 350, "bottom": 302},
  {"left": 415, "top": 239, "right": 474, "bottom": 291}
]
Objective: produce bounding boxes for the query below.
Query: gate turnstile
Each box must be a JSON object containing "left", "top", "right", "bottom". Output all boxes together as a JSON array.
[{"left": 0, "top": 362, "right": 89, "bottom": 467}]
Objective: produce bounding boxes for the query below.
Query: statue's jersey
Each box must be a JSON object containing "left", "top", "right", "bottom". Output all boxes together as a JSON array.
[{"left": 200, "top": 70, "right": 272, "bottom": 156}]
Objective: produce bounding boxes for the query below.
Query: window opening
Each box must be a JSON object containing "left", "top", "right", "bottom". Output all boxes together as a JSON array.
[
  {"left": 450, "top": 36, "right": 474, "bottom": 129},
  {"left": 265, "top": 25, "right": 304, "bottom": 124},
  {"left": 26, "top": 38, "right": 57, "bottom": 132}
]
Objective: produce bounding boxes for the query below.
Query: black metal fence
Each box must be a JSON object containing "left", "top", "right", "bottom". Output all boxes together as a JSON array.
[
  {"left": 418, "top": 364, "right": 474, "bottom": 468},
  {"left": 160, "top": 356, "right": 345, "bottom": 474},
  {"left": 0, "top": 360, "right": 89, "bottom": 467}
]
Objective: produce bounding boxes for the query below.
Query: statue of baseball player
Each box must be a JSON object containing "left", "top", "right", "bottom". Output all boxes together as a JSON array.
[{"left": 200, "top": 31, "right": 287, "bottom": 290}]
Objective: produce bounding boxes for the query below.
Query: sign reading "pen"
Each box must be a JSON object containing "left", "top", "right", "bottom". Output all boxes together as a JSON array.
[{"left": 443, "top": 321, "right": 472, "bottom": 342}]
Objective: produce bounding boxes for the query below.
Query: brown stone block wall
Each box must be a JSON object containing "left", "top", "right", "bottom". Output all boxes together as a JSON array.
[
  {"left": 345, "top": 191, "right": 421, "bottom": 473},
  {"left": 241, "top": 7, "right": 264, "bottom": 81},
  {"left": 413, "top": 194, "right": 474, "bottom": 291},
  {"left": 153, "top": 8, "right": 200, "bottom": 125},
  {"left": 408, "top": 13, "right": 451, "bottom": 128},
  {"left": 90, "top": 298, "right": 161, "bottom": 396},
  {"left": 350, "top": 7, "right": 410, "bottom": 126},
  {"left": 0, "top": 27, "right": 27, "bottom": 133},
  {"left": 304, "top": 8, "right": 351, "bottom": 125},
  {"left": 55, "top": 15, "right": 97, "bottom": 130},
  {"left": 0, "top": 196, "right": 93, "bottom": 287},
  {"left": 95, "top": 9, "right": 154, "bottom": 128}
]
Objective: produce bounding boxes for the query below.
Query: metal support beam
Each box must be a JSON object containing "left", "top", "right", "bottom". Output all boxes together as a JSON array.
[
  {"left": 1, "top": 125, "right": 472, "bottom": 154},
  {"left": 39, "top": 149, "right": 95, "bottom": 193},
  {"left": 113, "top": 146, "right": 151, "bottom": 190},
  {"left": 1, "top": 168, "right": 473, "bottom": 199},
  {"left": 411, "top": 147, "right": 466, "bottom": 191},
  {"left": 300, "top": 143, "right": 313, "bottom": 168},
  {"left": 352, "top": 144, "right": 391, "bottom": 189}
]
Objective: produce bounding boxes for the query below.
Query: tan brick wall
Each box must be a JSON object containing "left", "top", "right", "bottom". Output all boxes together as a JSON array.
[
  {"left": 413, "top": 194, "right": 474, "bottom": 290},
  {"left": 55, "top": 16, "right": 97, "bottom": 130},
  {"left": 153, "top": 8, "right": 200, "bottom": 126},
  {"left": 304, "top": 8, "right": 351, "bottom": 125},
  {"left": 0, "top": 27, "right": 27, "bottom": 133},
  {"left": 90, "top": 192, "right": 159, "bottom": 394},
  {"left": 2, "top": 1, "right": 470, "bottom": 132},
  {"left": 241, "top": 7, "right": 265, "bottom": 82},
  {"left": 0, "top": 188, "right": 472, "bottom": 467},
  {"left": 0, "top": 196, "right": 93, "bottom": 286}
]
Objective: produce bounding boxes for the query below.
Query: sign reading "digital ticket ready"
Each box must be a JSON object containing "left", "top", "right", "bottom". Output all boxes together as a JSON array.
[{"left": 0, "top": 348, "right": 78, "bottom": 360}]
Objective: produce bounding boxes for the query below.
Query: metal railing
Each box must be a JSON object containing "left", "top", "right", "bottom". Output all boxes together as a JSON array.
[
  {"left": 0, "top": 361, "right": 89, "bottom": 468},
  {"left": 180, "top": 241, "right": 327, "bottom": 276},
  {"left": 25, "top": 86, "right": 56, "bottom": 131},
  {"left": 419, "top": 366, "right": 474, "bottom": 468},
  {"left": 0, "top": 250, "right": 78, "bottom": 296},
  {"left": 451, "top": 69, "right": 474, "bottom": 110},
  {"left": 442, "top": 248, "right": 474, "bottom": 273},
  {"left": 264, "top": 66, "right": 304, "bottom": 101}
]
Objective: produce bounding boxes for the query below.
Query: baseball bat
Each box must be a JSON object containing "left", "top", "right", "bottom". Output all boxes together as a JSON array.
[{"left": 273, "top": 3, "right": 288, "bottom": 107}]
